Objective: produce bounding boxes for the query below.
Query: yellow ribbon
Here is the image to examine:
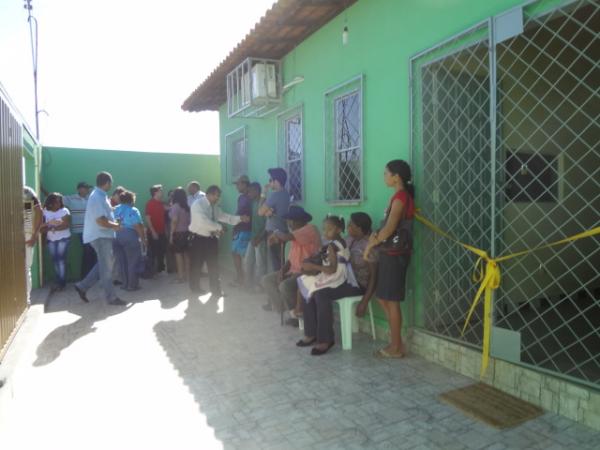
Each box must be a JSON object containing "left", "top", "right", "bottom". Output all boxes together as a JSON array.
[{"left": 415, "top": 212, "right": 600, "bottom": 378}]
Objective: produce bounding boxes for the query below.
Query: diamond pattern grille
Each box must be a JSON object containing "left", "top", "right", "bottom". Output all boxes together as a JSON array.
[
  {"left": 413, "top": 0, "right": 600, "bottom": 385},
  {"left": 418, "top": 34, "right": 492, "bottom": 346},
  {"left": 334, "top": 91, "right": 361, "bottom": 201},
  {"left": 494, "top": 0, "right": 600, "bottom": 384},
  {"left": 285, "top": 114, "right": 303, "bottom": 202}
]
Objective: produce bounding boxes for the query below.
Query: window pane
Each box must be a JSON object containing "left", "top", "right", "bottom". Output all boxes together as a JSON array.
[
  {"left": 232, "top": 138, "right": 246, "bottom": 179},
  {"left": 335, "top": 92, "right": 360, "bottom": 151},
  {"left": 288, "top": 160, "right": 302, "bottom": 202},
  {"left": 337, "top": 148, "right": 361, "bottom": 200},
  {"left": 286, "top": 116, "right": 302, "bottom": 162}
]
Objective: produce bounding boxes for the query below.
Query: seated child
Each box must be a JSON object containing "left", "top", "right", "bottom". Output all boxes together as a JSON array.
[{"left": 292, "top": 215, "right": 358, "bottom": 317}]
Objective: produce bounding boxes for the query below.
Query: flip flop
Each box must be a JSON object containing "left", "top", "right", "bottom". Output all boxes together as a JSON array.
[{"left": 374, "top": 348, "right": 405, "bottom": 359}]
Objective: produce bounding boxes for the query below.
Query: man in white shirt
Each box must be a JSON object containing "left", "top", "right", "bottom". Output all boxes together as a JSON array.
[
  {"left": 188, "top": 185, "right": 249, "bottom": 296},
  {"left": 187, "top": 181, "right": 206, "bottom": 208}
]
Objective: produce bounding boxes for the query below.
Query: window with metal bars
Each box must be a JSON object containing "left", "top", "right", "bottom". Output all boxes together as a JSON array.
[
  {"left": 278, "top": 107, "right": 303, "bottom": 203},
  {"left": 224, "top": 126, "right": 247, "bottom": 184},
  {"left": 412, "top": 0, "right": 600, "bottom": 385},
  {"left": 324, "top": 76, "right": 363, "bottom": 203}
]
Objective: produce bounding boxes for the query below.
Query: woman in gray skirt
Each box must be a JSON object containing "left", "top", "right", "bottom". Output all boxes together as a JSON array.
[{"left": 364, "top": 160, "right": 415, "bottom": 358}]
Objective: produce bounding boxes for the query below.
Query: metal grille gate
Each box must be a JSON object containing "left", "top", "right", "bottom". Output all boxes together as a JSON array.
[
  {"left": 0, "top": 92, "right": 27, "bottom": 356},
  {"left": 412, "top": 0, "right": 600, "bottom": 385}
]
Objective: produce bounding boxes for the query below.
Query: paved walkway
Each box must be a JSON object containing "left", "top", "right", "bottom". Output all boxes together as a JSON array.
[{"left": 1, "top": 275, "right": 599, "bottom": 450}]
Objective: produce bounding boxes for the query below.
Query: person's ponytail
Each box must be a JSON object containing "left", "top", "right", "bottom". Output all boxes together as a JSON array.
[{"left": 386, "top": 159, "right": 415, "bottom": 199}]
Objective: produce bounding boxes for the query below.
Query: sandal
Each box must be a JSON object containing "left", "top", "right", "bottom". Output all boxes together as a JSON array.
[
  {"left": 296, "top": 338, "right": 316, "bottom": 347},
  {"left": 374, "top": 348, "right": 405, "bottom": 359}
]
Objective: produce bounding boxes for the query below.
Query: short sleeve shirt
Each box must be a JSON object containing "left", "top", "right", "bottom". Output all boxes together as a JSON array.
[
  {"left": 169, "top": 203, "right": 191, "bottom": 233},
  {"left": 83, "top": 187, "right": 115, "bottom": 243},
  {"left": 347, "top": 236, "right": 375, "bottom": 289},
  {"left": 387, "top": 190, "right": 415, "bottom": 220},
  {"left": 145, "top": 198, "right": 166, "bottom": 233},
  {"left": 265, "top": 190, "right": 290, "bottom": 233},
  {"left": 234, "top": 194, "right": 252, "bottom": 233},
  {"left": 43, "top": 208, "right": 71, "bottom": 241},
  {"left": 114, "top": 204, "right": 143, "bottom": 230},
  {"left": 62, "top": 194, "right": 88, "bottom": 234},
  {"left": 288, "top": 224, "right": 322, "bottom": 274}
]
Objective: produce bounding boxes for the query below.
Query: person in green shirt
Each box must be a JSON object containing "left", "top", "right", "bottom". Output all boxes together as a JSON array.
[{"left": 245, "top": 182, "right": 267, "bottom": 291}]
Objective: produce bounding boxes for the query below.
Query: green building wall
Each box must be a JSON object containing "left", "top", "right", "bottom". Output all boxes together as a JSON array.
[
  {"left": 215, "top": 0, "right": 539, "bottom": 328},
  {"left": 41, "top": 146, "right": 220, "bottom": 282}
]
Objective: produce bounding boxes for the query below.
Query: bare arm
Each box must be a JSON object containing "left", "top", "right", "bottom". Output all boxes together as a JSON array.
[
  {"left": 145, "top": 215, "right": 158, "bottom": 238},
  {"left": 169, "top": 216, "right": 178, "bottom": 243},
  {"left": 26, "top": 205, "right": 43, "bottom": 247},
  {"left": 376, "top": 200, "right": 404, "bottom": 242},
  {"left": 134, "top": 223, "right": 147, "bottom": 246},
  {"left": 52, "top": 214, "right": 71, "bottom": 231},
  {"left": 96, "top": 216, "right": 120, "bottom": 230},
  {"left": 364, "top": 199, "right": 405, "bottom": 259},
  {"left": 356, "top": 262, "right": 377, "bottom": 317}
]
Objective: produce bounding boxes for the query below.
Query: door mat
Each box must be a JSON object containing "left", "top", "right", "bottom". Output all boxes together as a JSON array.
[{"left": 439, "top": 382, "right": 544, "bottom": 429}]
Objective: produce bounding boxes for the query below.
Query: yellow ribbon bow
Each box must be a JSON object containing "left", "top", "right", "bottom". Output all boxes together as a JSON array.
[{"left": 415, "top": 212, "right": 600, "bottom": 378}]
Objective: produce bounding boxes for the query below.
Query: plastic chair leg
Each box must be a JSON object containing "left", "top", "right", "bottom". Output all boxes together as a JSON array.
[
  {"left": 339, "top": 301, "right": 353, "bottom": 350},
  {"left": 368, "top": 303, "right": 376, "bottom": 340}
]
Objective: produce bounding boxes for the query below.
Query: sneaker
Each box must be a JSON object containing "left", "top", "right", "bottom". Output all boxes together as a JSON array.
[
  {"left": 108, "top": 298, "right": 127, "bottom": 306},
  {"left": 74, "top": 285, "right": 89, "bottom": 303}
]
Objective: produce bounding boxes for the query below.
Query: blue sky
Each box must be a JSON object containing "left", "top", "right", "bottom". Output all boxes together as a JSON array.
[{"left": 0, "top": 0, "right": 274, "bottom": 154}]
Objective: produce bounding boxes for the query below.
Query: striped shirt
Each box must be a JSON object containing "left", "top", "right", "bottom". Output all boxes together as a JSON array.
[{"left": 63, "top": 194, "right": 88, "bottom": 234}]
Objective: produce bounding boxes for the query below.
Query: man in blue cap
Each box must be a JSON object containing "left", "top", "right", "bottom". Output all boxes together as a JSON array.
[{"left": 258, "top": 168, "right": 291, "bottom": 272}]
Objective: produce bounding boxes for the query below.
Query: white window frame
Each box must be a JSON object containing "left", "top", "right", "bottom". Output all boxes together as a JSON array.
[
  {"left": 277, "top": 105, "right": 304, "bottom": 203},
  {"left": 324, "top": 74, "right": 364, "bottom": 204},
  {"left": 224, "top": 126, "right": 247, "bottom": 184}
]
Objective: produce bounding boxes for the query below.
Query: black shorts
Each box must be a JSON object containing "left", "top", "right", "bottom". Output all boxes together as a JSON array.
[
  {"left": 171, "top": 231, "right": 190, "bottom": 253},
  {"left": 375, "top": 252, "right": 410, "bottom": 302}
]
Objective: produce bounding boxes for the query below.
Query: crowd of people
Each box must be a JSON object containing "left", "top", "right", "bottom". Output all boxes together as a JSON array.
[{"left": 23, "top": 158, "right": 415, "bottom": 358}]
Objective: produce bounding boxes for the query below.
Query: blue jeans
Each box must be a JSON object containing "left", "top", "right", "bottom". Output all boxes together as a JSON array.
[
  {"left": 114, "top": 228, "right": 142, "bottom": 290},
  {"left": 48, "top": 237, "right": 70, "bottom": 287},
  {"left": 76, "top": 238, "right": 117, "bottom": 302},
  {"left": 244, "top": 240, "right": 266, "bottom": 287}
]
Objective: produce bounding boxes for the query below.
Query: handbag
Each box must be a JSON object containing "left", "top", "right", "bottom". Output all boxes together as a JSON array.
[{"left": 380, "top": 195, "right": 413, "bottom": 256}]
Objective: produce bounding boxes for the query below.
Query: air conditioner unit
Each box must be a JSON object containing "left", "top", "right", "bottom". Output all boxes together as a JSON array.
[
  {"left": 227, "top": 57, "right": 281, "bottom": 118},
  {"left": 251, "top": 63, "right": 278, "bottom": 101}
]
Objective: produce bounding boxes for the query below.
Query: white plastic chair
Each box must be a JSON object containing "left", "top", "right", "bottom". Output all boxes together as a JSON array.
[{"left": 336, "top": 296, "right": 376, "bottom": 350}]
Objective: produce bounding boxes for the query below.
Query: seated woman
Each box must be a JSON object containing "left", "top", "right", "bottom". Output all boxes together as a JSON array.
[
  {"left": 113, "top": 190, "right": 147, "bottom": 291},
  {"left": 297, "top": 214, "right": 376, "bottom": 355},
  {"left": 42, "top": 193, "right": 71, "bottom": 292}
]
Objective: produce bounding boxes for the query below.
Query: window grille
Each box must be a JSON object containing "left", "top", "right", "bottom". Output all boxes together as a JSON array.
[
  {"left": 324, "top": 75, "right": 363, "bottom": 203},
  {"left": 224, "top": 127, "right": 247, "bottom": 184},
  {"left": 278, "top": 107, "right": 303, "bottom": 203},
  {"left": 412, "top": 0, "right": 600, "bottom": 385}
]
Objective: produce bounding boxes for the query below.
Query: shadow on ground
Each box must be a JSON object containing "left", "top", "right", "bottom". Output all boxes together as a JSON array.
[{"left": 151, "top": 285, "right": 600, "bottom": 449}]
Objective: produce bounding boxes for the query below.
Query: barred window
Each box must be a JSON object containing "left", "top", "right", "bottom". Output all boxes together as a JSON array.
[
  {"left": 325, "top": 76, "right": 363, "bottom": 203},
  {"left": 278, "top": 107, "right": 303, "bottom": 202},
  {"left": 224, "top": 126, "right": 247, "bottom": 184}
]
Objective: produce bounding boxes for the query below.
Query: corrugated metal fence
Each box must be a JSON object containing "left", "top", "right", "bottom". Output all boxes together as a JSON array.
[{"left": 0, "top": 93, "right": 27, "bottom": 356}]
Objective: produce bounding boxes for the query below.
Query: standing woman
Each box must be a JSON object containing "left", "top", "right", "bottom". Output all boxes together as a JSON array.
[
  {"left": 169, "top": 187, "right": 191, "bottom": 283},
  {"left": 113, "top": 190, "right": 146, "bottom": 291},
  {"left": 42, "top": 193, "right": 71, "bottom": 292},
  {"left": 364, "top": 160, "right": 415, "bottom": 358}
]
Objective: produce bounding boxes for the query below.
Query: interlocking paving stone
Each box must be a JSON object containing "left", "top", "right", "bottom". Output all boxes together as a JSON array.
[{"left": 0, "top": 275, "right": 599, "bottom": 449}]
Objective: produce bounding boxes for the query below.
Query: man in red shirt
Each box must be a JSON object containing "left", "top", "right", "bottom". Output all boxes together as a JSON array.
[{"left": 145, "top": 184, "right": 167, "bottom": 275}]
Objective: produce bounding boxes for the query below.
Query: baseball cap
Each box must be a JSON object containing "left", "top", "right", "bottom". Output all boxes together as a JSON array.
[{"left": 77, "top": 181, "right": 92, "bottom": 189}]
